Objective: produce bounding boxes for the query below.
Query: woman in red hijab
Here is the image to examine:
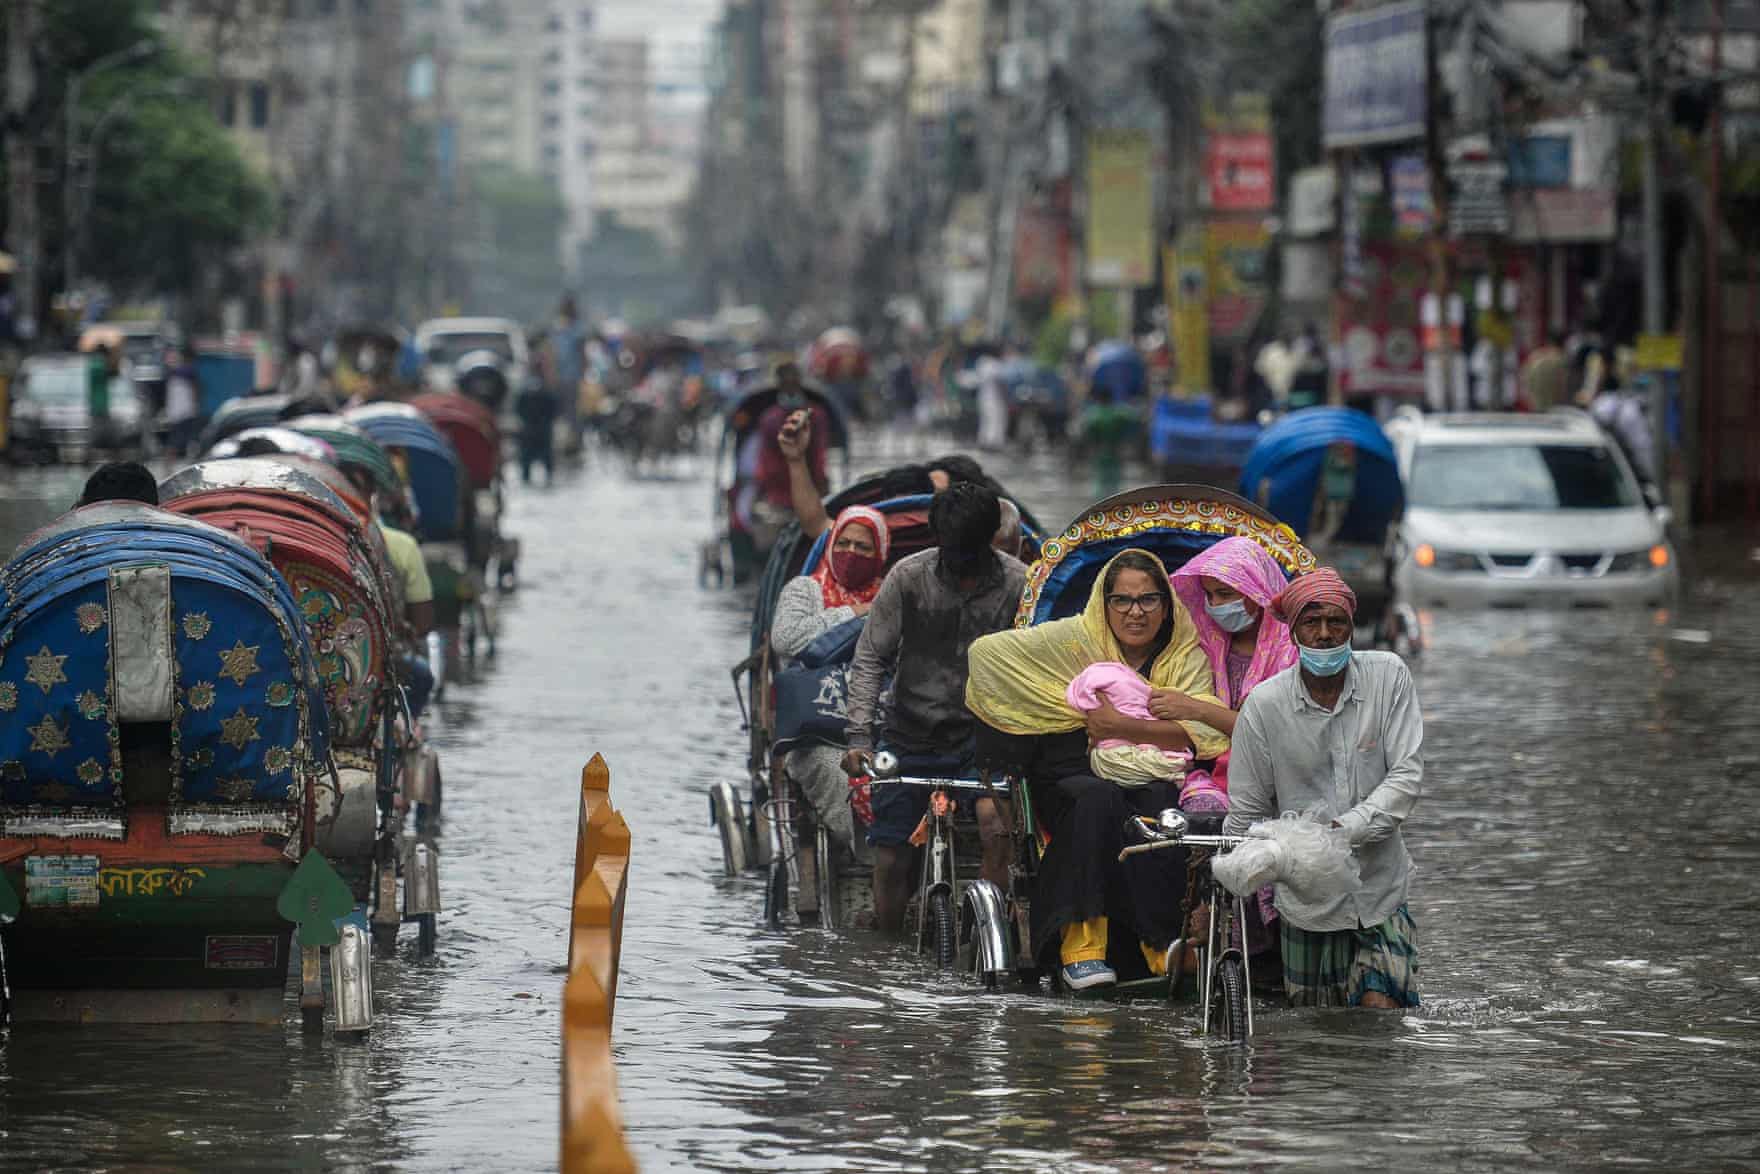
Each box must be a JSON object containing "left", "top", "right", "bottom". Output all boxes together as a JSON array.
[{"left": 771, "top": 505, "right": 891, "bottom": 856}]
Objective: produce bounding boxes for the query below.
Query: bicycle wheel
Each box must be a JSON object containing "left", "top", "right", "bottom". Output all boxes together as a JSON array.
[
  {"left": 764, "top": 858, "right": 788, "bottom": 928},
  {"left": 930, "top": 890, "right": 955, "bottom": 969},
  {"left": 1212, "top": 957, "right": 1250, "bottom": 1042}
]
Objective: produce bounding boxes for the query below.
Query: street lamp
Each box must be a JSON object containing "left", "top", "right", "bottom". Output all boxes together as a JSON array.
[{"left": 62, "top": 38, "right": 158, "bottom": 296}]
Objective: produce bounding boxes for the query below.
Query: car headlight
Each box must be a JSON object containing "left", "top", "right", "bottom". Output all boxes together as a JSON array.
[
  {"left": 1609, "top": 546, "right": 1670, "bottom": 572},
  {"left": 1413, "top": 543, "right": 1479, "bottom": 572}
]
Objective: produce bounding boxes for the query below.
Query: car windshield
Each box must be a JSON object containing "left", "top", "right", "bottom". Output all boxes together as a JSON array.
[
  {"left": 426, "top": 332, "right": 514, "bottom": 364},
  {"left": 1409, "top": 442, "right": 1639, "bottom": 510},
  {"left": 25, "top": 365, "right": 89, "bottom": 405}
]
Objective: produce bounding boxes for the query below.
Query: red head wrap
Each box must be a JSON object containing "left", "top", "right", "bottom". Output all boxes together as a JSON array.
[{"left": 1271, "top": 567, "right": 1357, "bottom": 626}]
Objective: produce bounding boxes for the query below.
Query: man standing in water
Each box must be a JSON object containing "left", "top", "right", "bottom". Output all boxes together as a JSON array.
[
  {"left": 842, "top": 483, "right": 1026, "bottom": 933},
  {"left": 1224, "top": 568, "right": 1423, "bottom": 1008}
]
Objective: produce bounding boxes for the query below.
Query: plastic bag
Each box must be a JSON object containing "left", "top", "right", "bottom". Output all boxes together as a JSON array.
[{"left": 1211, "top": 809, "right": 1360, "bottom": 902}]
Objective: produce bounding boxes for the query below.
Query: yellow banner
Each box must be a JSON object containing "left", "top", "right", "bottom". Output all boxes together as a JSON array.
[
  {"left": 1086, "top": 129, "right": 1156, "bottom": 288},
  {"left": 1169, "top": 230, "right": 1210, "bottom": 394}
]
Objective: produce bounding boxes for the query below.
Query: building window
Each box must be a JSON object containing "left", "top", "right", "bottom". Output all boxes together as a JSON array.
[
  {"left": 543, "top": 80, "right": 561, "bottom": 96},
  {"left": 219, "top": 83, "right": 238, "bottom": 127},
  {"left": 249, "top": 82, "right": 271, "bottom": 128},
  {"left": 315, "top": 0, "right": 336, "bottom": 13},
  {"left": 579, "top": 139, "right": 594, "bottom": 159},
  {"left": 543, "top": 113, "right": 561, "bottom": 129},
  {"left": 578, "top": 8, "right": 592, "bottom": 27}
]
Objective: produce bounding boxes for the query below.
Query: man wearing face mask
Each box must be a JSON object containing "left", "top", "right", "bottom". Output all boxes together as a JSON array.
[
  {"left": 842, "top": 483, "right": 1028, "bottom": 933},
  {"left": 1223, "top": 568, "right": 1424, "bottom": 1009}
]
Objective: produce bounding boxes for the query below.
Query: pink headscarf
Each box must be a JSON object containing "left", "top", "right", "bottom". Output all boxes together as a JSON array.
[{"left": 1169, "top": 536, "right": 1298, "bottom": 708}]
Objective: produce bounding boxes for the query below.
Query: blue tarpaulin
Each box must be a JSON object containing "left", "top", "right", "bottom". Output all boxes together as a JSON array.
[{"left": 1238, "top": 407, "right": 1403, "bottom": 543}]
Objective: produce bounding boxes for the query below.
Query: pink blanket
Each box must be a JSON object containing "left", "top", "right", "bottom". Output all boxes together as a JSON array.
[{"left": 1065, "top": 663, "right": 1193, "bottom": 781}]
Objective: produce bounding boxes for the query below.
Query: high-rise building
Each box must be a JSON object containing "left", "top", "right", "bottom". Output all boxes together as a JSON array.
[{"left": 537, "top": 1, "right": 600, "bottom": 279}]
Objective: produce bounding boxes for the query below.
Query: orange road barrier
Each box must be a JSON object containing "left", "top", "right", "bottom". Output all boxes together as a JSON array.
[{"left": 562, "top": 754, "right": 636, "bottom": 1174}]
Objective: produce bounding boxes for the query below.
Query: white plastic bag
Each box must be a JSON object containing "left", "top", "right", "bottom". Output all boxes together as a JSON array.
[{"left": 1211, "top": 809, "right": 1360, "bottom": 902}]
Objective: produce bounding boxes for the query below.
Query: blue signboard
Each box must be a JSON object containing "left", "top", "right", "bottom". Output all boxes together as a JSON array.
[
  {"left": 1507, "top": 135, "right": 1572, "bottom": 188},
  {"left": 1323, "top": 1, "right": 1428, "bottom": 148}
]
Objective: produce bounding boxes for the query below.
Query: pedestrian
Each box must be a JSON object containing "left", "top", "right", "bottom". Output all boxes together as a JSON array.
[
  {"left": 163, "top": 347, "right": 202, "bottom": 458},
  {"left": 551, "top": 295, "right": 587, "bottom": 453},
  {"left": 515, "top": 368, "right": 559, "bottom": 487},
  {"left": 1288, "top": 323, "right": 1329, "bottom": 410},
  {"left": 1223, "top": 568, "right": 1424, "bottom": 1009},
  {"left": 1519, "top": 329, "right": 1569, "bottom": 412},
  {"left": 975, "top": 353, "right": 1009, "bottom": 451}
]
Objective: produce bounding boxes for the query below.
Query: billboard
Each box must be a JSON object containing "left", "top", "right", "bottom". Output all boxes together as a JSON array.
[
  {"left": 1085, "top": 129, "right": 1156, "bottom": 287},
  {"left": 1323, "top": 1, "right": 1427, "bottom": 148},
  {"left": 1206, "top": 131, "right": 1275, "bottom": 211}
]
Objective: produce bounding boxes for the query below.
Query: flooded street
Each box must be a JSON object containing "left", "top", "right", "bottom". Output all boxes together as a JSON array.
[{"left": 2, "top": 447, "right": 1759, "bottom": 1171}]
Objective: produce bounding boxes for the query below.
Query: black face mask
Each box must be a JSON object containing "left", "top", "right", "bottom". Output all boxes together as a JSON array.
[{"left": 940, "top": 547, "right": 990, "bottom": 578}]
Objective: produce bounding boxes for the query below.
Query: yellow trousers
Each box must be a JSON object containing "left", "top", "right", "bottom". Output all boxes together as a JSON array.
[{"left": 1059, "top": 917, "right": 1169, "bottom": 975}]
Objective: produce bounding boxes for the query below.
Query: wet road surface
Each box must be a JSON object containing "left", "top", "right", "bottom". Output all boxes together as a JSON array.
[{"left": 2, "top": 447, "right": 1758, "bottom": 1171}]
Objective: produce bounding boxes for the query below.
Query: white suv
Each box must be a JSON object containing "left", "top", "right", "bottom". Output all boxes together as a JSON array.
[{"left": 1385, "top": 409, "right": 1677, "bottom": 608}]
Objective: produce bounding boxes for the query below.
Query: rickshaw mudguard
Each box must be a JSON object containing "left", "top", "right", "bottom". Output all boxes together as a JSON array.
[{"left": 0, "top": 508, "right": 330, "bottom": 812}]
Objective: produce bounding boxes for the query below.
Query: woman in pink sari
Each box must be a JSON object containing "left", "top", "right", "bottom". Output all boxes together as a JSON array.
[{"left": 1149, "top": 535, "right": 1298, "bottom": 812}]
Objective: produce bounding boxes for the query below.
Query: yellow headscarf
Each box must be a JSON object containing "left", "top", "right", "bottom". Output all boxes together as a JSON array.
[{"left": 965, "top": 549, "right": 1229, "bottom": 759}]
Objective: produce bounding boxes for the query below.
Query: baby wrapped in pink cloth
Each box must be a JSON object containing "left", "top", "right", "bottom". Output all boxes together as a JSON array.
[{"left": 1065, "top": 662, "right": 1192, "bottom": 786}]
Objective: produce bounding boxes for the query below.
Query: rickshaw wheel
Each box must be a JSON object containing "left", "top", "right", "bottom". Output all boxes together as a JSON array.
[
  {"left": 929, "top": 891, "right": 956, "bottom": 970},
  {"left": 1213, "top": 958, "right": 1249, "bottom": 1041}
]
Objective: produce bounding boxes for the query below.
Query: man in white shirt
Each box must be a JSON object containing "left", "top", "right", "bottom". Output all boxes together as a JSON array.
[{"left": 1224, "top": 568, "right": 1424, "bottom": 1008}]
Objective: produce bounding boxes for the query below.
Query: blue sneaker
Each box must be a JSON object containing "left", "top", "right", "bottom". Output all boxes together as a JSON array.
[{"left": 1061, "top": 960, "right": 1117, "bottom": 991}]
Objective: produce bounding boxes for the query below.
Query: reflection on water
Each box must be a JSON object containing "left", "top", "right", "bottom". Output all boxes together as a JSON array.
[{"left": 2, "top": 451, "right": 1759, "bottom": 1171}]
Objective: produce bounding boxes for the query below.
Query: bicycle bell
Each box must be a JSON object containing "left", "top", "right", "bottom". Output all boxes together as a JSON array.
[
  {"left": 871, "top": 750, "right": 900, "bottom": 778},
  {"left": 1157, "top": 808, "right": 1189, "bottom": 838}
]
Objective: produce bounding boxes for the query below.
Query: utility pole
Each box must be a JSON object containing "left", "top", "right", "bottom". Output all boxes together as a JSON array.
[
  {"left": 1068, "top": 0, "right": 1092, "bottom": 343},
  {"left": 1639, "top": 0, "right": 1670, "bottom": 515},
  {"left": 6, "top": 0, "right": 41, "bottom": 342}
]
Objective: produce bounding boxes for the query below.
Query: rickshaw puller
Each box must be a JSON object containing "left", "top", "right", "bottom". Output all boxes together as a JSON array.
[
  {"left": 1223, "top": 568, "right": 1424, "bottom": 1009},
  {"left": 842, "top": 484, "right": 1026, "bottom": 933}
]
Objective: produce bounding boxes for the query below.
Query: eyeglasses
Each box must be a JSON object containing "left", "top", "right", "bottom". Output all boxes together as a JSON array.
[{"left": 1105, "top": 592, "right": 1167, "bottom": 615}]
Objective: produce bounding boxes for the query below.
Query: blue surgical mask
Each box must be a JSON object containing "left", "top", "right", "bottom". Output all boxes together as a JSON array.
[
  {"left": 1205, "top": 598, "right": 1256, "bottom": 633},
  {"left": 1297, "top": 641, "right": 1352, "bottom": 677}
]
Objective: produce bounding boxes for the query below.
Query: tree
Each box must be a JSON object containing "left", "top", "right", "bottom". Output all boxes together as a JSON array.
[{"left": 82, "top": 86, "right": 271, "bottom": 298}]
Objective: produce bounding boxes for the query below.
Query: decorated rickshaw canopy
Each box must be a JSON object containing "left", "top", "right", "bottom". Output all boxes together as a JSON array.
[
  {"left": 1020, "top": 485, "right": 1315, "bottom": 626},
  {"left": 344, "top": 403, "right": 463, "bottom": 541},
  {"left": 0, "top": 503, "right": 329, "bottom": 809},
  {"left": 409, "top": 392, "right": 500, "bottom": 490}
]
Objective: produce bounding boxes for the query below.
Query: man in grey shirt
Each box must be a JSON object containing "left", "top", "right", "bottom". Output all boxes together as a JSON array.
[
  {"left": 1224, "top": 568, "right": 1423, "bottom": 1008},
  {"left": 843, "top": 483, "right": 1027, "bottom": 932}
]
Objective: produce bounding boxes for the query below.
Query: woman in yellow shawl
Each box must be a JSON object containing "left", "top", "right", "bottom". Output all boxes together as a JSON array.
[{"left": 967, "top": 549, "right": 1228, "bottom": 991}]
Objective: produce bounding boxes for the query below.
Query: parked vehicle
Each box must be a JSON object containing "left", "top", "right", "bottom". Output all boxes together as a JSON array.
[
  {"left": 6, "top": 353, "right": 148, "bottom": 463},
  {"left": 1383, "top": 408, "right": 1677, "bottom": 609},
  {"left": 415, "top": 317, "right": 529, "bottom": 400}
]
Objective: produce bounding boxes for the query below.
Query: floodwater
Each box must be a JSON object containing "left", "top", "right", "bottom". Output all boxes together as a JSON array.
[{"left": 2, "top": 444, "right": 1758, "bottom": 1171}]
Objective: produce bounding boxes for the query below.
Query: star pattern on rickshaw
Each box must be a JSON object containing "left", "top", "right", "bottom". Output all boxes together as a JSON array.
[
  {"left": 182, "top": 612, "right": 213, "bottom": 641},
  {"left": 27, "top": 715, "right": 70, "bottom": 759},
  {"left": 24, "top": 646, "right": 69, "bottom": 695},
  {"left": 219, "top": 708, "right": 261, "bottom": 750},
  {"left": 218, "top": 641, "right": 262, "bottom": 686},
  {"left": 77, "top": 690, "right": 106, "bottom": 721},
  {"left": 75, "top": 603, "right": 108, "bottom": 634},
  {"left": 216, "top": 776, "right": 255, "bottom": 802}
]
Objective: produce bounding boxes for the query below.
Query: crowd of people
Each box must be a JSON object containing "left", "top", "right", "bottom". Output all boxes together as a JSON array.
[{"left": 758, "top": 395, "right": 1428, "bottom": 1008}]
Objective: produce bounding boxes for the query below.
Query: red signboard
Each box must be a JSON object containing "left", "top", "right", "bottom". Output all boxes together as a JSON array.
[{"left": 1206, "top": 132, "right": 1275, "bottom": 211}]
